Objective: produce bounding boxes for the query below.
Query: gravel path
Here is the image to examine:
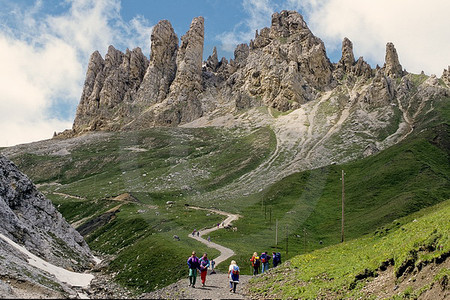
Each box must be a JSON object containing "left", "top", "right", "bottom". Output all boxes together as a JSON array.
[
  {"left": 141, "top": 272, "right": 252, "bottom": 299},
  {"left": 187, "top": 206, "right": 240, "bottom": 266}
]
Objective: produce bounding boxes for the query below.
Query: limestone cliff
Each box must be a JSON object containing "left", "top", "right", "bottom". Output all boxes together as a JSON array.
[{"left": 64, "top": 10, "right": 449, "bottom": 137}]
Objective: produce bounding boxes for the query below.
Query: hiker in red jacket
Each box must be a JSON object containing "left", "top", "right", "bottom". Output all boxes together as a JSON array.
[
  {"left": 250, "top": 252, "right": 260, "bottom": 275},
  {"left": 199, "top": 253, "right": 210, "bottom": 287}
]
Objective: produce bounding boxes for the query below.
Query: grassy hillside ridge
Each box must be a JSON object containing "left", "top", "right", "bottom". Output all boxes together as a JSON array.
[
  {"left": 245, "top": 199, "right": 450, "bottom": 299},
  {"left": 209, "top": 123, "right": 449, "bottom": 274},
  {"left": 1, "top": 94, "right": 448, "bottom": 293}
]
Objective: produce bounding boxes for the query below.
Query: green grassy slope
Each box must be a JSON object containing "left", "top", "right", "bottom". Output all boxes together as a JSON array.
[
  {"left": 246, "top": 199, "right": 450, "bottom": 299},
  {"left": 208, "top": 123, "right": 449, "bottom": 274},
  {"left": 4, "top": 100, "right": 448, "bottom": 293}
]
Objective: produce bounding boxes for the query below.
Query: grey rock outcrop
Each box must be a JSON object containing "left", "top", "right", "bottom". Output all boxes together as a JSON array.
[
  {"left": 442, "top": 66, "right": 450, "bottom": 87},
  {"left": 165, "top": 15, "right": 204, "bottom": 122},
  {"left": 64, "top": 10, "right": 450, "bottom": 138},
  {"left": 73, "top": 46, "right": 148, "bottom": 132},
  {"left": 222, "top": 10, "right": 333, "bottom": 111},
  {"left": 384, "top": 42, "right": 404, "bottom": 78},
  {"left": 0, "top": 155, "right": 94, "bottom": 271},
  {"left": 136, "top": 20, "right": 178, "bottom": 104},
  {"left": 205, "top": 46, "right": 219, "bottom": 72},
  {"left": 338, "top": 37, "right": 355, "bottom": 73}
]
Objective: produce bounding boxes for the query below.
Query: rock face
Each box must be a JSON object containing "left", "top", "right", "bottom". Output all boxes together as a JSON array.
[
  {"left": 65, "top": 10, "right": 449, "bottom": 136},
  {"left": 73, "top": 46, "right": 148, "bottom": 132},
  {"left": 442, "top": 66, "right": 450, "bottom": 87},
  {"left": 0, "top": 155, "right": 95, "bottom": 297},
  {"left": 136, "top": 20, "right": 178, "bottom": 105},
  {"left": 383, "top": 42, "right": 404, "bottom": 78},
  {"left": 0, "top": 155, "right": 94, "bottom": 269}
]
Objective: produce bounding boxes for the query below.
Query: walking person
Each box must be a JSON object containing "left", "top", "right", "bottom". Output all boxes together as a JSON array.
[
  {"left": 272, "top": 251, "right": 281, "bottom": 268},
  {"left": 187, "top": 251, "right": 200, "bottom": 288},
  {"left": 261, "top": 251, "right": 271, "bottom": 273},
  {"left": 210, "top": 258, "right": 216, "bottom": 274},
  {"left": 250, "top": 252, "right": 260, "bottom": 275},
  {"left": 199, "top": 253, "right": 210, "bottom": 287},
  {"left": 228, "top": 260, "right": 240, "bottom": 293}
]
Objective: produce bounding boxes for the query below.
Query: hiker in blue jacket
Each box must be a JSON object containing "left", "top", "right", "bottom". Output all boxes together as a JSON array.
[
  {"left": 272, "top": 251, "right": 281, "bottom": 267},
  {"left": 260, "top": 251, "right": 271, "bottom": 273},
  {"left": 228, "top": 260, "right": 240, "bottom": 293},
  {"left": 187, "top": 251, "right": 200, "bottom": 288}
]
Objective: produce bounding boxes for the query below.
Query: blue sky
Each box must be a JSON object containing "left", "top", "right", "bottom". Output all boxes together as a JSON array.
[{"left": 1, "top": 0, "right": 449, "bottom": 147}]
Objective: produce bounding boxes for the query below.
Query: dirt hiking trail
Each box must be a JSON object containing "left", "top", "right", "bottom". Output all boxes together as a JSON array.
[{"left": 187, "top": 206, "right": 241, "bottom": 266}]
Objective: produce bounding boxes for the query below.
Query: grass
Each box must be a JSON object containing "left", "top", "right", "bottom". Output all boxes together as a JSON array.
[
  {"left": 247, "top": 199, "right": 450, "bottom": 299},
  {"left": 4, "top": 91, "right": 448, "bottom": 293},
  {"left": 210, "top": 123, "right": 449, "bottom": 275}
]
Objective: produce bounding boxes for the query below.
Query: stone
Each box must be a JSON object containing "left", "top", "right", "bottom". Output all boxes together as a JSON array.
[
  {"left": 384, "top": 42, "right": 403, "bottom": 78},
  {"left": 0, "top": 155, "right": 95, "bottom": 271},
  {"left": 136, "top": 20, "right": 178, "bottom": 104},
  {"left": 442, "top": 66, "right": 450, "bottom": 87},
  {"left": 337, "top": 37, "right": 355, "bottom": 73},
  {"left": 205, "top": 46, "right": 219, "bottom": 72}
]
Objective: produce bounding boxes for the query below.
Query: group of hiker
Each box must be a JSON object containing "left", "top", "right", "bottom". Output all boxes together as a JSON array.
[
  {"left": 187, "top": 251, "right": 239, "bottom": 293},
  {"left": 250, "top": 251, "right": 282, "bottom": 275},
  {"left": 187, "top": 250, "right": 282, "bottom": 293},
  {"left": 187, "top": 252, "right": 216, "bottom": 288}
]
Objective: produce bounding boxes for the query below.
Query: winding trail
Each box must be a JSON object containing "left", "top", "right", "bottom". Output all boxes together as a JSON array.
[{"left": 187, "top": 206, "right": 240, "bottom": 266}]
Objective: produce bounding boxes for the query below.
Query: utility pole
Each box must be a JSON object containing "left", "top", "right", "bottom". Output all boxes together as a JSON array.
[
  {"left": 269, "top": 206, "right": 272, "bottom": 225},
  {"left": 275, "top": 219, "right": 278, "bottom": 245},
  {"left": 303, "top": 228, "right": 307, "bottom": 253},
  {"left": 341, "top": 169, "right": 345, "bottom": 243},
  {"left": 286, "top": 224, "right": 289, "bottom": 259}
]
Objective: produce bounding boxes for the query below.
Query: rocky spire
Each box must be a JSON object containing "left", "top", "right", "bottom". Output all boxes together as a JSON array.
[
  {"left": 442, "top": 66, "right": 450, "bottom": 87},
  {"left": 136, "top": 20, "right": 178, "bottom": 103},
  {"left": 169, "top": 16, "right": 204, "bottom": 98},
  {"left": 205, "top": 46, "right": 219, "bottom": 72},
  {"left": 384, "top": 42, "right": 403, "bottom": 78},
  {"left": 160, "top": 16, "right": 204, "bottom": 124},
  {"left": 72, "top": 45, "right": 148, "bottom": 133},
  {"left": 270, "top": 10, "right": 308, "bottom": 38},
  {"left": 338, "top": 37, "right": 355, "bottom": 72}
]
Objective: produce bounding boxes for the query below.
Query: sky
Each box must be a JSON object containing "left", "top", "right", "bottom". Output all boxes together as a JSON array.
[{"left": 0, "top": 0, "right": 449, "bottom": 147}]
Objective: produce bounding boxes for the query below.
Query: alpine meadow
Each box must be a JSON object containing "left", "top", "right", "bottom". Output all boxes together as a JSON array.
[{"left": 1, "top": 9, "right": 449, "bottom": 299}]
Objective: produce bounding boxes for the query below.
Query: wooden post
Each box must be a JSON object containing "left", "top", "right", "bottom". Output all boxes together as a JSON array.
[
  {"left": 341, "top": 169, "right": 345, "bottom": 243},
  {"left": 269, "top": 207, "right": 272, "bottom": 225},
  {"left": 275, "top": 219, "right": 278, "bottom": 245},
  {"left": 286, "top": 224, "right": 289, "bottom": 259},
  {"left": 303, "top": 228, "right": 307, "bottom": 252}
]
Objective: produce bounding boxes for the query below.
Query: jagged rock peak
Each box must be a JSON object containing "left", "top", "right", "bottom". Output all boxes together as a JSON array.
[
  {"left": 270, "top": 10, "right": 308, "bottom": 38},
  {"left": 157, "top": 16, "right": 204, "bottom": 125},
  {"left": 234, "top": 43, "right": 249, "bottom": 66},
  {"left": 338, "top": 37, "right": 355, "bottom": 72},
  {"left": 442, "top": 66, "right": 450, "bottom": 86},
  {"left": 206, "top": 46, "right": 219, "bottom": 71},
  {"left": 135, "top": 19, "right": 178, "bottom": 103},
  {"left": 384, "top": 42, "right": 403, "bottom": 78}
]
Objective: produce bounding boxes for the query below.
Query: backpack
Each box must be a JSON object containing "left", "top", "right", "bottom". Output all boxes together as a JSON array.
[
  {"left": 261, "top": 253, "right": 267, "bottom": 263},
  {"left": 252, "top": 256, "right": 261, "bottom": 267},
  {"left": 276, "top": 252, "right": 281, "bottom": 262},
  {"left": 232, "top": 265, "right": 239, "bottom": 275}
]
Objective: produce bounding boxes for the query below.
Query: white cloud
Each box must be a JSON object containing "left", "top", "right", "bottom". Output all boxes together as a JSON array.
[
  {"left": 284, "top": 0, "right": 450, "bottom": 75},
  {"left": 218, "top": 0, "right": 276, "bottom": 53},
  {"left": 219, "top": 0, "right": 449, "bottom": 75},
  {"left": 0, "top": 0, "right": 153, "bottom": 147}
]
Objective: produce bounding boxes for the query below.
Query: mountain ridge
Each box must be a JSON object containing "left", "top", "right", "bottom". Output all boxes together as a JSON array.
[{"left": 57, "top": 10, "right": 449, "bottom": 137}]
